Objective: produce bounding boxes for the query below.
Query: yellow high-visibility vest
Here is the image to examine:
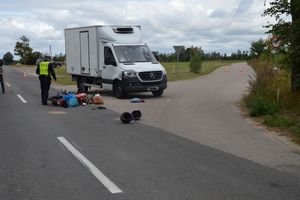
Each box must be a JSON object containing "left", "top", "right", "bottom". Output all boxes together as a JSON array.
[{"left": 39, "top": 61, "right": 49, "bottom": 76}]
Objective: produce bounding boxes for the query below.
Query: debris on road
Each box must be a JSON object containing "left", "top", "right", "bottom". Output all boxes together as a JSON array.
[
  {"left": 91, "top": 106, "right": 107, "bottom": 110},
  {"left": 130, "top": 98, "right": 145, "bottom": 103},
  {"left": 132, "top": 110, "right": 142, "bottom": 120},
  {"left": 92, "top": 94, "right": 104, "bottom": 105},
  {"left": 49, "top": 91, "right": 105, "bottom": 108},
  {"left": 120, "top": 112, "right": 133, "bottom": 124},
  {"left": 120, "top": 110, "right": 142, "bottom": 124}
]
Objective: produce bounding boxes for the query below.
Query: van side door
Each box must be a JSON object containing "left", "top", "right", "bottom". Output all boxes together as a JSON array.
[{"left": 101, "top": 45, "right": 118, "bottom": 83}]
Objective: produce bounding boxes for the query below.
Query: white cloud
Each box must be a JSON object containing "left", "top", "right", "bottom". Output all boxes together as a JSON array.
[{"left": 0, "top": 0, "right": 276, "bottom": 58}]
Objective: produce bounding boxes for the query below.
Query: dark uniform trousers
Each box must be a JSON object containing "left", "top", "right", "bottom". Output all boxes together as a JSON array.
[{"left": 39, "top": 76, "right": 51, "bottom": 104}]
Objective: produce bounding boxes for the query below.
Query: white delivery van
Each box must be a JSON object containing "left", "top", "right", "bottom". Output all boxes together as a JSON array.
[{"left": 65, "top": 25, "right": 167, "bottom": 98}]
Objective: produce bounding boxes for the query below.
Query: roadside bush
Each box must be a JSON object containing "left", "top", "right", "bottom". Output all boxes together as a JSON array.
[
  {"left": 189, "top": 53, "right": 203, "bottom": 73},
  {"left": 246, "top": 59, "right": 300, "bottom": 110},
  {"left": 246, "top": 58, "right": 300, "bottom": 143},
  {"left": 246, "top": 95, "right": 278, "bottom": 116}
]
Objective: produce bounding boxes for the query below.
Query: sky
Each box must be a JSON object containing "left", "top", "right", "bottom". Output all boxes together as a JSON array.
[{"left": 0, "top": 0, "right": 273, "bottom": 59}]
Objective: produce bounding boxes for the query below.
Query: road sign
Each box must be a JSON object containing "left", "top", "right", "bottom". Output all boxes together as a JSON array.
[
  {"left": 173, "top": 46, "right": 185, "bottom": 75},
  {"left": 173, "top": 46, "right": 185, "bottom": 54},
  {"left": 271, "top": 36, "right": 281, "bottom": 49}
]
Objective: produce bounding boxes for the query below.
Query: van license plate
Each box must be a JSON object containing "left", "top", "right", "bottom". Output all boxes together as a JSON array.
[{"left": 148, "top": 87, "right": 159, "bottom": 91}]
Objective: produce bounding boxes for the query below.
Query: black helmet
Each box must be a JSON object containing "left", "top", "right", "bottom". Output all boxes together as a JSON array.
[
  {"left": 132, "top": 110, "right": 142, "bottom": 120},
  {"left": 120, "top": 112, "right": 133, "bottom": 124}
]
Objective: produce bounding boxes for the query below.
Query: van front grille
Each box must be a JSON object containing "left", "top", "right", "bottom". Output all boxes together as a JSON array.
[{"left": 138, "top": 71, "right": 163, "bottom": 82}]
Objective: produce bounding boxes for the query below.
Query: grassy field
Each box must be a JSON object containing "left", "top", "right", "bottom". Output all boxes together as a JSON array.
[
  {"left": 55, "top": 65, "right": 74, "bottom": 85},
  {"left": 53, "top": 60, "right": 242, "bottom": 85},
  {"left": 163, "top": 60, "right": 241, "bottom": 82},
  {"left": 12, "top": 60, "right": 242, "bottom": 85}
]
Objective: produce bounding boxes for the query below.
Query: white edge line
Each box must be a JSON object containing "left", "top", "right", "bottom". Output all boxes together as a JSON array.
[
  {"left": 72, "top": 141, "right": 82, "bottom": 150},
  {"left": 57, "top": 137, "right": 123, "bottom": 194},
  {"left": 17, "top": 94, "right": 28, "bottom": 103}
]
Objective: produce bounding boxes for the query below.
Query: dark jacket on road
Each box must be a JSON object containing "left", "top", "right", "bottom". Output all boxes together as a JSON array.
[
  {"left": 36, "top": 60, "right": 57, "bottom": 105},
  {"left": 0, "top": 59, "right": 5, "bottom": 94}
]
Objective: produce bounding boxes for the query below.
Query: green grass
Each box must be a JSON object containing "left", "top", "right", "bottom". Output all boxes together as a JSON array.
[
  {"left": 162, "top": 60, "right": 242, "bottom": 82},
  {"left": 263, "top": 114, "right": 300, "bottom": 144},
  {"left": 263, "top": 115, "right": 296, "bottom": 127},
  {"left": 246, "top": 95, "right": 278, "bottom": 117},
  {"left": 55, "top": 65, "right": 74, "bottom": 85},
  {"left": 13, "top": 60, "right": 242, "bottom": 85},
  {"left": 54, "top": 60, "right": 242, "bottom": 85}
]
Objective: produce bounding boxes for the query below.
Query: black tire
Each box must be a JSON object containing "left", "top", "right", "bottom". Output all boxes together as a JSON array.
[
  {"left": 113, "top": 82, "right": 125, "bottom": 99},
  {"left": 152, "top": 89, "right": 164, "bottom": 97}
]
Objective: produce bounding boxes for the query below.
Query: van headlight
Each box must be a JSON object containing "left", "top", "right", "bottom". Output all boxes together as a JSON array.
[
  {"left": 162, "top": 69, "right": 167, "bottom": 75},
  {"left": 123, "top": 70, "right": 137, "bottom": 78}
]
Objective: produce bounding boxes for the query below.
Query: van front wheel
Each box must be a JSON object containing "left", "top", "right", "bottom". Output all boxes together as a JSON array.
[
  {"left": 113, "top": 82, "right": 125, "bottom": 99},
  {"left": 152, "top": 89, "right": 164, "bottom": 97}
]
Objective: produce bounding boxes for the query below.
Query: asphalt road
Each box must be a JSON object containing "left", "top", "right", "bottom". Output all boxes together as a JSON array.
[
  {"left": 101, "top": 63, "right": 300, "bottom": 176},
  {"left": 1, "top": 65, "right": 300, "bottom": 200}
]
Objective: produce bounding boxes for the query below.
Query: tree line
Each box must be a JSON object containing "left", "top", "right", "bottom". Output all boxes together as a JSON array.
[
  {"left": 154, "top": 47, "right": 250, "bottom": 62},
  {"left": 3, "top": 35, "right": 256, "bottom": 66},
  {"left": 1, "top": 35, "right": 65, "bottom": 65}
]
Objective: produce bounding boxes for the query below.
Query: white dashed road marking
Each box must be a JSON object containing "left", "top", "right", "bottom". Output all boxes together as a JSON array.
[
  {"left": 57, "top": 137, "right": 123, "bottom": 194},
  {"left": 17, "top": 94, "right": 28, "bottom": 104},
  {"left": 6, "top": 82, "right": 10, "bottom": 87}
]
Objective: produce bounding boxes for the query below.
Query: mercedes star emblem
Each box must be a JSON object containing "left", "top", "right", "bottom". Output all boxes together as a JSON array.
[{"left": 149, "top": 72, "right": 155, "bottom": 79}]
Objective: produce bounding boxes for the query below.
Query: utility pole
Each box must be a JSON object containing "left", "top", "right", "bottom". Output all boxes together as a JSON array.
[{"left": 49, "top": 45, "right": 52, "bottom": 57}]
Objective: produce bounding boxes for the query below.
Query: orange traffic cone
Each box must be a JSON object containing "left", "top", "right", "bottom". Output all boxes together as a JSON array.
[
  {"left": 239, "top": 66, "right": 244, "bottom": 72},
  {"left": 225, "top": 66, "right": 229, "bottom": 72}
]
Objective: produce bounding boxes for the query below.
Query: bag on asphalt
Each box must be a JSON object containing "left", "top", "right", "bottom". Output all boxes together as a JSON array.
[
  {"left": 92, "top": 94, "right": 104, "bottom": 105},
  {"left": 76, "top": 93, "right": 87, "bottom": 104},
  {"left": 63, "top": 93, "right": 79, "bottom": 107}
]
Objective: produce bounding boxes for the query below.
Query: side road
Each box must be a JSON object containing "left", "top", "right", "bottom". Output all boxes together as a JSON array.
[{"left": 12, "top": 63, "right": 300, "bottom": 177}]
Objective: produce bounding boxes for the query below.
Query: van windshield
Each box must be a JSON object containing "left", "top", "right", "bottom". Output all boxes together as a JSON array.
[{"left": 114, "top": 45, "right": 157, "bottom": 63}]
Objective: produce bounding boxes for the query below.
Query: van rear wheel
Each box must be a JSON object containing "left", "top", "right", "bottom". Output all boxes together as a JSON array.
[
  {"left": 152, "top": 89, "right": 164, "bottom": 97},
  {"left": 113, "top": 82, "right": 125, "bottom": 99},
  {"left": 77, "top": 78, "right": 88, "bottom": 93}
]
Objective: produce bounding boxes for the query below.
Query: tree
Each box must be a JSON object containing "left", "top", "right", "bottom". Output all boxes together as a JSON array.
[
  {"left": 250, "top": 39, "right": 267, "bottom": 58},
  {"left": 262, "top": 0, "right": 300, "bottom": 92},
  {"left": 2, "top": 52, "right": 14, "bottom": 65},
  {"left": 53, "top": 53, "right": 66, "bottom": 62},
  {"left": 14, "top": 35, "right": 33, "bottom": 64},
  {"left": 189, "top": 52, "right": 203, "bottom": 73},
  {"left": 27, "top": 51, "right": 42, "bottom": 65},
  {"left": 290, "top": 0, "right": 300, "bottom": 92},
  {"left": 262, "top": 0, "right": 291, "bottom": 46}
]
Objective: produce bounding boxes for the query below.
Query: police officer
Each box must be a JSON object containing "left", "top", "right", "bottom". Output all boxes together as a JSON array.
[
  {"left": 36, "top": 56, "right": 57, "bottom": 105},
  {"left": 0, "top": 59, "right": 5, "bottom": 94}
]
